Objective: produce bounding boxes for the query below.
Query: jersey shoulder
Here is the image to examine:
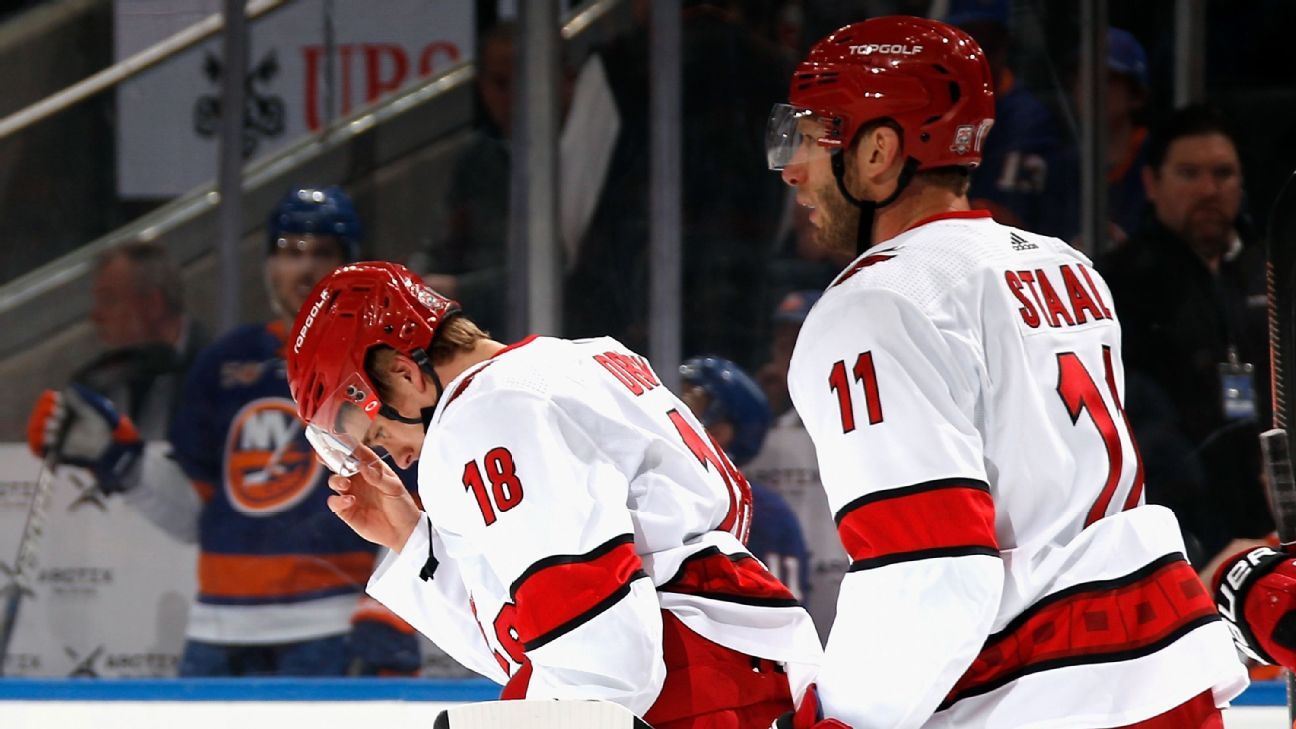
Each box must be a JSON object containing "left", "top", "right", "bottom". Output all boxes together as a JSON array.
[
  {"left": 828, "top": 213, "right": 1085, "bottom": 312},
  {"left": 433, "top": 336, "right": 584, "bottom": 426}
]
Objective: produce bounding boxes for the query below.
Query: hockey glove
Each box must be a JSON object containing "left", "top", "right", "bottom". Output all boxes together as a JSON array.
[
  {"left": 772, "top": 683, "right": 851, "bottom": 729},
  {"left": 27, "top": 384, "right": 143, "bottom": 494},
  {"left": 347, "top": 599, "right": 422, "bottom": 676},
  {"left": 1212, "top": 545, "right": 1296, "bottom": 668}
]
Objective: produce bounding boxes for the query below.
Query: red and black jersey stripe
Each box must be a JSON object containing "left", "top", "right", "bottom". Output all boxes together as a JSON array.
[
  {"left": 836, "top": 478, "right": 999, "bottom": 572},
  {"left": 510, "top": 533, "right": 648, "bottom": 651},
  {"left": 660, "top": 546, "right": 800, "bottom": 608},
  {"left": 939, "top": 552, "right": 1220, "bottom": 710}
]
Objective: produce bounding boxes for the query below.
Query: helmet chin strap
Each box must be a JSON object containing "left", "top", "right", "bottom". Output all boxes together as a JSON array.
[
  {"left": 376, "top": 347, "right": 445, "bottom": 431},
  {"left": 831, "top": 150, "right": 919, "bottom": 255}
]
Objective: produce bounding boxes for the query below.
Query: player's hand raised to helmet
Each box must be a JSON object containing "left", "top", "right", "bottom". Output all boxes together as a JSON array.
[{"left": 326, "top": 443, "right": 421, "bottom": 552}]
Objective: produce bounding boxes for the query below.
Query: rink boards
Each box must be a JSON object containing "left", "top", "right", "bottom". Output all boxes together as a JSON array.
[{"left": 0, "top": 678, "right": 1287, "bottom": 728}]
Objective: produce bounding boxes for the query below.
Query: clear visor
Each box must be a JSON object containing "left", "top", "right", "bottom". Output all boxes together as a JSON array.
[
  {"left": 765, "top": 103, "right": 837, "bottom": 170},
  {"left": 304, "top": 374, "right": 383, "bottom": 477}
]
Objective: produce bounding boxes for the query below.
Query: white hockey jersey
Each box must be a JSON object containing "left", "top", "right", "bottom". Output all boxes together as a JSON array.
[
  {"left": 368, "top": 336, "right": 823, "bottom": 716},
  {"left": 788, "top": 210, "right": 1247, "bottom": 728}
]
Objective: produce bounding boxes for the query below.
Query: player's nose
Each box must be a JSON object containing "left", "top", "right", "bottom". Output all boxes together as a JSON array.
[{"left": 781, "top": 161, "right": 806, "bottom": 187}]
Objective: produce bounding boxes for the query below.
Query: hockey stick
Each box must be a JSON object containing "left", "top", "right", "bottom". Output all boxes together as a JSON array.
[
  {"left": 433, "top": 699, "right": 653, "bottom": 729},
  {"left": 1263, "top": 170, "right": 1296, "bottom": 722},
  {"left": 0, "top": 448, "right": 61, "bottom": 676}
]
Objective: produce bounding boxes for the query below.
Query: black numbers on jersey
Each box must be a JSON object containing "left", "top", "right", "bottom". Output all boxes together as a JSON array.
[
  {"left": 828, "top": 351, "right": 884, "bottom": 433},
  {"left": 463, "top": 447, "right": 525, "bottom": 526},
  {"left": 1055, "top": 346, "right": 1144, "bottom": 526}
]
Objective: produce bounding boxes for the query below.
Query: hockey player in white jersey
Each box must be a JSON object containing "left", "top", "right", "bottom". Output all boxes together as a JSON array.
[
  {"left": 285, "top": 262, "right": 822, "bottom": 728},
  {"left": 764, "top": 16, "right": 1246, "bottom": 729}
]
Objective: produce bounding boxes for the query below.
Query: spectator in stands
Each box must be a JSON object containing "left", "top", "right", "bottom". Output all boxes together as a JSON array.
[
  {"left": 29, "top": 186, "right": 423, "bottom": 678},
  {"left": 1041, "top": 27, "right": 1153, "bottom": 246},
  {"left": 1097, "top": 104, "right": 1272, "bottom": 569},
  {"left": 412, "top": 22, "right": 517, "bottom": 335},
  {"left": 746, "top": 290, "right": 847, "bottom": 644},
  {"left": 574, "top": 0, "right": 792, "bottom": 367},
  {"left": 76, "top": 242, "right": 207, "bottom": 439},
  {"left": 414, "top": 21, "right": 594, "bottom": 340},
  {"left": 945, "top": 0, "right": 1062, "bottom": 231},
  {"left": 679, "top": 355, "right": 811, "bottom": 604}
]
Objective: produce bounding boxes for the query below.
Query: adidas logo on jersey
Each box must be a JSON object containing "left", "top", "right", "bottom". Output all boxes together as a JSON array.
[{"left": 1010, "top": 232, "right": 1038, "bottom": 251}]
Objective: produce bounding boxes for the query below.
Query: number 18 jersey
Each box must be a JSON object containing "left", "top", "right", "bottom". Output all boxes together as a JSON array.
[
  {"left": 368, "top": 335, "right": 822, "bottom": 717},
  {"left": 788, "top": 210, "right": 1247, "bottom": 728}
]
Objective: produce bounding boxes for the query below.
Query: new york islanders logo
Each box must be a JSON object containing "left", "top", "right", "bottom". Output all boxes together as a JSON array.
[{"left": 223, "top": 398, "right": 321, "bottom": 515}]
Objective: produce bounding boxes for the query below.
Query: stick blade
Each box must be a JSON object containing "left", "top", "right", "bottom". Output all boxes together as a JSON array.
[{"left": 434, "top": 700, "right": 653, "bottom": 729}]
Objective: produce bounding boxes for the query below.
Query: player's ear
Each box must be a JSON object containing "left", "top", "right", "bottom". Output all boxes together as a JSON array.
[
  {"left": 852, "top": 125, "right": 902, "bottom": 185},
  {"left": 386, "top": 351, "right": 422, "bottom": 388}
]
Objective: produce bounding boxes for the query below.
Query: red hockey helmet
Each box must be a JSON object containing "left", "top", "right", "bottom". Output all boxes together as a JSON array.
[
  {"left": 766, "top": 15, "right": 995, "bottom": 172},
  {"left": 287, "top": 261, "right": 460, "bottom": 475}
]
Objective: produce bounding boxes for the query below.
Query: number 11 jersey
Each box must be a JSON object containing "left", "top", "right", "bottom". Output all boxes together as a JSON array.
[{"left": 787, "top": 210, "right": 1247, "bottom": 728}]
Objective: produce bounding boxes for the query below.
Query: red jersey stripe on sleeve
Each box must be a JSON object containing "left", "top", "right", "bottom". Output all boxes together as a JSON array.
[
  {"left": 835, "top": 478, "right": 999, "bottom": 570},
  {"left": 660, "top": 547, "right": 799, "bottom": 607},
  {"left": 940, "top": 553, "right": 1220, "bottom": 710},
  {"left": 510, "top": 534, "right": 647, "bottom": 650}
]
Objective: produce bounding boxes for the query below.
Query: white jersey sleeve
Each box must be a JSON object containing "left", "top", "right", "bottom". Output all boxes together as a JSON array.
[
  {"left": 789, "top": 287, "right": 1002, "bottom": 729},
  {"left": 421, "top": 387, "right": 666, "bottom": 715},
  {"left": 368, "top": 516, "right": 511, "bottom": 683}
]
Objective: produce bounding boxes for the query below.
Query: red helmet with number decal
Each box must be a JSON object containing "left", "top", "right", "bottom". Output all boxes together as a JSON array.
[
  {"left": 286, "top": 261, "right": 460, "bottom": 476},
  {"left": 766, "top": 15, "right": 995, "bottom": 172}
]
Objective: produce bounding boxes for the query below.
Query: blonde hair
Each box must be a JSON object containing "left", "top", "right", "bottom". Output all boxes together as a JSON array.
[{"left": 428, "top": 315, "right": 489, "bottom": 366}]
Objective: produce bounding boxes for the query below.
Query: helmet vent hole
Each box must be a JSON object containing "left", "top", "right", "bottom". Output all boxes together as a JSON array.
[
  {"left": 920, "top": 132, "right": 931, "bottom": 142},
  {"left": 932, "top": 64, "right": 950, "bottom": 75},
  {"left": 948, "top": 82, "right": 961, "bottom": 104},
  {"left": 923, "top": 116, "right": 941, "bottom": 126}
]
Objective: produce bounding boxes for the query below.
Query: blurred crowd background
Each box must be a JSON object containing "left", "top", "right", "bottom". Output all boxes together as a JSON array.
[{"left": 1, "top": 0, "right": 1295, "bottom": 679}]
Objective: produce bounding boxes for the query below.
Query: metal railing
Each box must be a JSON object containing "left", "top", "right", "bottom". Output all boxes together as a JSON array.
[
  {"left": 0, "top": 0, "right": 290, "bottom": 141},
  {"left": 0, "top": 0, "right": 626, "bottom": 353}
]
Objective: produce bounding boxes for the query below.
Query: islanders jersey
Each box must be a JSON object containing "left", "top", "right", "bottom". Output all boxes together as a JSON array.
[
  {"left": 788, "top": 210, "right": 1247, "bottom": 728},
  {"left": 170, "top": 321, "right": 377, "bottom": 644},
  {"left": 747, "top": 480, "right": 811, "bottom": 605},
  {"left": 369, "top": 336, "right": 823, "bottom": 716}
]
